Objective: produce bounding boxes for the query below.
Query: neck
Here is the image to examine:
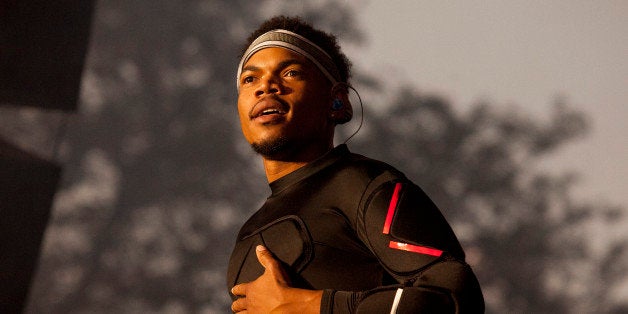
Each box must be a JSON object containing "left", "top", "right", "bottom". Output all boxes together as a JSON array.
[{"left": 262, "top": 141, "right": 333, "bottom": 182}]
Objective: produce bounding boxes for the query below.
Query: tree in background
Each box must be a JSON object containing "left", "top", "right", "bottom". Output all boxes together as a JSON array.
[
  {"left": 349, "top": 88, "right": 628, "bottom": 313},
  {"left": 23, "top": 1, "right": 362, "bottom": 313},
  {"left": 1, "top": 0, "right": 621, "bottom": 313}
]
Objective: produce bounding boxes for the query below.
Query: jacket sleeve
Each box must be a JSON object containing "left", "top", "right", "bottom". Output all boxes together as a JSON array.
[{"left": 320, "top": 177, "right": 484, "bottom": 314}]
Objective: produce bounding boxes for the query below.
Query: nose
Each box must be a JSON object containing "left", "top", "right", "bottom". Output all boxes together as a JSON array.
[{"left": 255, "top": 75, "right": 281, "bottom": 97}]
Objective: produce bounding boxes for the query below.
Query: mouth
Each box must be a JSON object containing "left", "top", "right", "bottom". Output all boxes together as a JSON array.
[
  {"left": 250, "top": 98, "right": 289, "bottom": 121},
  {"left": 257, "top": 108, "right": 286, "bottom": 117}
]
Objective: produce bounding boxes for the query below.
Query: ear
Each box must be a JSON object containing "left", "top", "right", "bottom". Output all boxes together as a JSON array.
[{"left": 330, "top": 83, "right": 353, "bottom": 124}]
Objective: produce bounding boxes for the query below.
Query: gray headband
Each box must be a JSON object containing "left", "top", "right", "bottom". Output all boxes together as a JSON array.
[{"left": 236, "top": 29, "right": 342, "bottom": 90}]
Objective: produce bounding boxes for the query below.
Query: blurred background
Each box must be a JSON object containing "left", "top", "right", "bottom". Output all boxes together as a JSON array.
[{"left": 1, "top": 0, "right": 626, "bottom": 313}]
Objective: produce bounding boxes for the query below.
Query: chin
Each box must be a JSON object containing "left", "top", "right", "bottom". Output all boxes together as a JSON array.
[{"left": 251, "top": 136, "right": 291, "bottom": 159}]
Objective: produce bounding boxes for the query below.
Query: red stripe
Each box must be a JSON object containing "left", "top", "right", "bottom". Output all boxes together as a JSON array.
[
  {"left": 389, "top": 241, "right": 443, "bottom": 257},
  {"left": 382, "top": 182, "right": 403, "bottom": 234}
]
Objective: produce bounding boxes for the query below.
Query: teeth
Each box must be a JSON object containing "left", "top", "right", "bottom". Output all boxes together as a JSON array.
[{"left": 262, "top": 109, "right": 281, "bottom": 115}]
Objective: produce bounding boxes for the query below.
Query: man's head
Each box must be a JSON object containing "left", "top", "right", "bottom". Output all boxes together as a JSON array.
[
  {"left": 239, "top": 16, "right": 352, "bottom": 86},
  {"left": 236, "top": 16, "right": 353, "bottom": 161}
]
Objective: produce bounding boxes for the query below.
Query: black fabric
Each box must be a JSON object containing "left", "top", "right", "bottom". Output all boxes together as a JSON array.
[
  {"left": 389, "top": 183, "right": 465, "bottom": 259},
  {"left": 227, "top": 145, "right": 484, "bottom": 313}
]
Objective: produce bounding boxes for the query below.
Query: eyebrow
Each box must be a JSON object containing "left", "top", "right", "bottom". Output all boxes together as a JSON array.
[
  {"left": 241, "top": 65, "right": 260, "bottom": 74},
  {"left": 278, "top": 59, "right": 306, "bottom": 70},
  {"left": 240, "top": 58, "right": 307, "bottom": 75}
]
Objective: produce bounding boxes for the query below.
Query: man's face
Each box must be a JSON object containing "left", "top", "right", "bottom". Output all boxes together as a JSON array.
[{"left": 237, "top": 47, "right": 334, "bottom": 158}]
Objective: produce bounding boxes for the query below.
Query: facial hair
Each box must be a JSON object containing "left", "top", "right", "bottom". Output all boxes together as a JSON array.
[{"left": 250, "top": 136, "right": 291, "bottom": 160}]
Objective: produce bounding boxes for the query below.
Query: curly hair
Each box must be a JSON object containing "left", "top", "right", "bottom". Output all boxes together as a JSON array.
[{"left": 241, "top": 16, "right": 352, "bottom": 83}]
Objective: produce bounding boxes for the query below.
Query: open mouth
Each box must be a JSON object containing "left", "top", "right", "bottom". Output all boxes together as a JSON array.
[
  {"left": 251, "top": 98, "right": 289, "bottom": 120},
  {"left": 258, "top": 108, "right": 286, "bottom": 117}
]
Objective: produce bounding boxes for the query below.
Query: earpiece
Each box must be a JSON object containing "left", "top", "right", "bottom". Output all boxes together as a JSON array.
[
  {"left": 329, "top": 82, "right": 353, "bottom": 125},
  {"left": 332, "top": 98, "right": 344, "bottom": 110}
]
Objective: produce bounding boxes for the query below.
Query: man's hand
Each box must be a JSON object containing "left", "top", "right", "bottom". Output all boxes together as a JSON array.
[{"left": 231, "top": 245, "right": 323, "bottom": 313}]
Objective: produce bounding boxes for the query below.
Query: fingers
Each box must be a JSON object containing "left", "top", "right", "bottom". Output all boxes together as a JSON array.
[
  {"left": 231, "top": 284, "right": 247, "bottom": 313},
  {"left": 231, "top": 296, "right": 247, "bottom": 313},
  {"left": 231, "top": 283, "right": 246, "bottom": 297}
]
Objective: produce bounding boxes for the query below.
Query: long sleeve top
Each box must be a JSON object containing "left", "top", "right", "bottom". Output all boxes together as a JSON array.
[{"left": 227, "top": 145, "right": 484, "bottom": 313}]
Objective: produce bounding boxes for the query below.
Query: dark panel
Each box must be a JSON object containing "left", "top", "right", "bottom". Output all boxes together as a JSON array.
[
  {"left": 0, "top": 139, "right": 61, "bottom": 313},
  {"left": 0, "top": 0, "right": 94, "bottom": 111}
]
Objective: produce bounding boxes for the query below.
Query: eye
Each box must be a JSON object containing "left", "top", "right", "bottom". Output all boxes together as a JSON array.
[
  {"left": 284, "top": 69, "right": 300, "bottom": 77},
  {"left": 241, "top": 75, "right": 255, "bottom": 84}
]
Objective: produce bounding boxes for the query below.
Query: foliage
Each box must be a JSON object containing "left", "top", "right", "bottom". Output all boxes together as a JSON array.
[
  {"left": 24, "top": 1, "right": 361, "bottom": 313},
  {"left": 4, "top": 0, "right": 623, "bottom": 313},
  {"left": 350, "top": 88, "right": 627, "bottom": 312}
]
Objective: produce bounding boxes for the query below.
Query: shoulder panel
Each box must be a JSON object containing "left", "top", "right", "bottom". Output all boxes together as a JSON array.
[{"left": 361, "top": 180, "right": 465, "bottom": 276}]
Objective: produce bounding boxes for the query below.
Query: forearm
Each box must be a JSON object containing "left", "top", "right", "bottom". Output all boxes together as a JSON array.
[{"left": 320, "top": 259, "right": 484, "bottom": 314}]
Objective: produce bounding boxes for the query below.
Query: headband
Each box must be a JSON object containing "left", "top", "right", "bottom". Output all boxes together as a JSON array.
[{"left": 236, "top": 29, "right": 342, "bottom": 90}]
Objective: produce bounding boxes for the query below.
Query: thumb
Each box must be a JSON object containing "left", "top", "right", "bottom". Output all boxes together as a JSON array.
[
  {"left": 255, "top": 245, "right": 289, "bottom": 283},
  {"left": 255, "top": 245, "right": 277, "bottom": 270}
]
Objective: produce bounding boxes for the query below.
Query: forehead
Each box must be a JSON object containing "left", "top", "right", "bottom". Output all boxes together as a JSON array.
[{"left": 242, "top": 47, "right": 312, "bottom": 70}]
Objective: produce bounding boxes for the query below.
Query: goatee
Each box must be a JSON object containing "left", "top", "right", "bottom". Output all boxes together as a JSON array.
[{"left": 251, "top": 137, "right": 291, "bottom": 159}]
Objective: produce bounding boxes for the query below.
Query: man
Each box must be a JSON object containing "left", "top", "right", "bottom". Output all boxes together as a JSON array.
[{"left": 227, "top": 16, "right": 484, "bottom": 313}]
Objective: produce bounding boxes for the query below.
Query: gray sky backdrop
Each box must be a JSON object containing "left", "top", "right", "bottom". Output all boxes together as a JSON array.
[{"left": 347, "top": 1, "right": 627, "bottom": 207}]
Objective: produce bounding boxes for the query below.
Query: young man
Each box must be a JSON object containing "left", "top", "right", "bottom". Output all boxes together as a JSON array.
[{"left": 227, "top": 16, "right": 484, "bottom": 313}]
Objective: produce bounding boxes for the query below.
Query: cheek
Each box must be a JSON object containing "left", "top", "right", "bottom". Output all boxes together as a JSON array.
[
  {"left": 236, "top": 99, "right": 252, "bottom": 136},
  {"left": 236, "top": 94, "right": 251, "bottom": 120},
  {"left": 237, "top": 106, "right": 247, "bottom": 123},
  {"left": 302, "top": 95, "right": 331, "bottom": 122}
]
